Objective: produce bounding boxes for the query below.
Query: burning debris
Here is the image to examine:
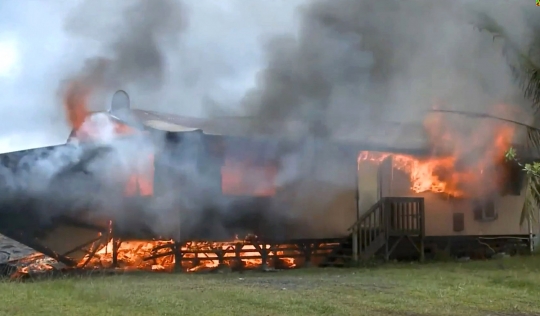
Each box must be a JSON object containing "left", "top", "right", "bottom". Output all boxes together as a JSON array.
[
  {"left": 7, "top": 255, "right": 63, "bottom": 280},
  {"left": 80, "top": 235, "right": 325, "bottom": 273},
  {"left": 1, "top": 234, "right": 341, "bottom": 279}
]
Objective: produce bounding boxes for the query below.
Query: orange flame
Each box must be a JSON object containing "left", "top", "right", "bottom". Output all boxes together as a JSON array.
[
  {"left": 124, "top": 155, "right": 155, "bottom": 196},
  {"left": 221, "top": 159, "right": 277, "bottom": 196},
  {"left": 359, "top": 107, "right": 516, "bottom": 198},
  {"left": 76, "top": 237, "right": 333, "bottom": 272},
  {"left": 64, "top": 80, "right": 91, "bottom": 131}
]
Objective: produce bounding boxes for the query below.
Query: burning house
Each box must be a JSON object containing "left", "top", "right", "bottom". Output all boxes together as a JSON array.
[
  {"left": 353, "top": 106, "right": 535, "bottom": 261},
  {"left": 0, "top": 90, "right": 536, "bottom": 277}
]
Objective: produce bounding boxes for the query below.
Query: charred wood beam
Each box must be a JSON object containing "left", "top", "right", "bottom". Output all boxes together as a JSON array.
[
  {"left": 0, "top": 263, "right": 18, "bottom": 278},
  {"left": 55, "top": 217, "right": 108, "bottom": 233},
  {"left": 143, "top": 251, "right": 174, "bottom": 261},
  {"left": 151, "top": 242, "right": 176, "bottom": 251},
  {"left": 234, "top": 242, "right": 243, "bottom": 269},
  {"left": 78, "top": 240, "right": 103, "bottom": 269},
  {"left": 140, "top": 241, "right": 342, "bottom": 264},
  {"left": 60, "top": 235, "right": 105, "bottom": 257},
  {"left": 172, "top": 254, "right": 310, "bottom": 260},
  {"left": 166, "top": 237, "right": 346, "bottom": 244},
  {"left": 112, "top": 239, "right": 121, "bottom": 267},
  {"left": 148, "top": 242, "right": 341, "bottom": 254},
  {"left": 174, "top": 242, "right": 183, "bottom": 272},
  {"left": 300, "top": 243, "right": 313, "bottom": 266}
]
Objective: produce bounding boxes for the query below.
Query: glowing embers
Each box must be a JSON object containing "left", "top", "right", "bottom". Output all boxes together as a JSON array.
[
  {"left": 4, "top": 254, "right": 59, "bottom": 280},
  {"left": 79, "top": 237, "right": 340, "bottom": 273},
  {"left": 81, "top": 240, "right": 173, "bottom": 271}
]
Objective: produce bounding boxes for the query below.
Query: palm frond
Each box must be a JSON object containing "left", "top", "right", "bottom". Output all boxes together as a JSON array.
[
  {"left": 473, "top": 12, "right": 540, "bottom": 113},
  {"left": 428, "top": 108, "right": 540, "bottom": 150},
  {"left": 526, "top": 126, "right": 540, "bottom": 150},
  {"left": 470, "top": 12, "right": 540, "bottom": 228}
]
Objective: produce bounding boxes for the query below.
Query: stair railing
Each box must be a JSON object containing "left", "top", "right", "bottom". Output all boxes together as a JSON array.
[
  {"left": 349, "top": 197, "right": 425, "bottom": 262},
  {"left": 348, "top": 199, "right": 384, "bottom": 261}
]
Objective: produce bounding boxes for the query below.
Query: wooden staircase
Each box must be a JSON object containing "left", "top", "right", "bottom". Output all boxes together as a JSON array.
[{"left": 321, "top": 197, "right": 425, "bottom": 266}]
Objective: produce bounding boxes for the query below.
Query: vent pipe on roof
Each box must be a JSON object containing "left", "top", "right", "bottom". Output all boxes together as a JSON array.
[
  {"left": 108, "top": 90, "right": 144, "bottom": 129},
  {"left": 109, "top": 90, "right": 130, "bottom": 114}
]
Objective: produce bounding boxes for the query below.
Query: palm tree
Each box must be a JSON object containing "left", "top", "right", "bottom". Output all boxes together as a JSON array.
[{"left": 472, "top": 10, "right": 540, "bottom": 225}]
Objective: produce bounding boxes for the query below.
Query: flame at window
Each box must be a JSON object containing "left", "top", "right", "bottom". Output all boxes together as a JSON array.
[
  {"left": 358, "top": 107, "right": 516, "bottom": 198},
  {"left": 124, "top": 155, "right": 155, "bottom": 197},
  {"left": 221, "top": 158, "right": 277, "bottom": 197}
]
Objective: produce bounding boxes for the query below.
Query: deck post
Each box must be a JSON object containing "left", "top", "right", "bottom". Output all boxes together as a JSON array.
[
  {"left": 352, "top": 229, "right": 359, "bottom": 262},
  {"left": 174, "top": 242, "right": 183, "bottom": 272},
  {"left": 384, "top": 238, "right": 389, "bottom": 262},
  {"left": 419, "top": 198, "right": 425, "bottom": 262},
  {"left": 108, "top": 221, "right": 119, "bottom": 268},
  {"left": 174, "top": 198, "right": 183, "bottom": 272},
  {"left": 112, "top": 239, "right": 119, "bottom": 268},
  {"left": 383, "top": 199, "right": 389, "bottom": 262},
  {"left": 420, "top": 238, "right": 425, "bottom": 262}
]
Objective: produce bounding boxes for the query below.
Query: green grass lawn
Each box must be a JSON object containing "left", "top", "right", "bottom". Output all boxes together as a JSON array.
[{"left": 1, "top": 257, "right": 540, "bottom": 316}]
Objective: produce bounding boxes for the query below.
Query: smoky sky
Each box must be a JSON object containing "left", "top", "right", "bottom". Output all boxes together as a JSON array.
[
  {"left": 0, "top": 0, "right": 304, "bottom": 153},
  {"left": 238, "top": 0, "right": 540, "bottom": 141},
  {"left": 0, "top": 0, "right": 537, "bottom": 147}
]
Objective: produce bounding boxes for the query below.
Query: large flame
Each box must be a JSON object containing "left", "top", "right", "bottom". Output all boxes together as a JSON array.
[{"left": 359, "top": 108, "right": 516, "bottom": 198}]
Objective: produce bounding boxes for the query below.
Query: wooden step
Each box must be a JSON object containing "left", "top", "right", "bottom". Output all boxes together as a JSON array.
[{"left": 360, "top": 234, "right": 386, "bottom": 260}]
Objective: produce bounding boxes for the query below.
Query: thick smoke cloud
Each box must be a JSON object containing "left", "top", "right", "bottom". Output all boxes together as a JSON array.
[
  {"left": 1, "top": 0, "right": 540, "bottom": 242},
  {"left": 238, "top": 0, "right": 536, "bottom": 139},
  {"left": 0, "top": 0, "right": 187, "bottom": 236},
  {"left": 215, "top": 0, "right": 540, "bottom": 236},
  {"left": 1, "top": 0, "right": 326, "bottom": 240},
  {"left": 61, "top": 0, "right": 187, "bottom": 110},
  {"left": 53, "top": 0, "right": 188, "bottom": 224}
]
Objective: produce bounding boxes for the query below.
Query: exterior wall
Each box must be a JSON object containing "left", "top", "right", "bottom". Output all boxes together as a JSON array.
[
  {"left": 276, "top": 141, "right": 357, "bottom": 238},
  {"left": 388, "top": 168, "right": 530, "bottom": 236},
  {"left": 357, "top": 160, "right": 532, "bottom": 237},
  {"left": 311, "top": 144, "right": 358, "bottom": 237},
  {"left": 357, "top": 160, "right": 379, "bottom": 217}
]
